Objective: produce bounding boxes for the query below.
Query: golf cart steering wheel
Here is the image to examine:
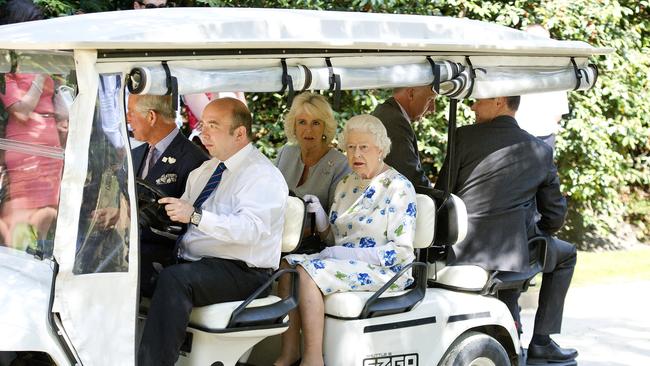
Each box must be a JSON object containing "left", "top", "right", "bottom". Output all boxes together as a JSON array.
[{"left": 136, "top": 178, "right": 183, "bottom": 237}]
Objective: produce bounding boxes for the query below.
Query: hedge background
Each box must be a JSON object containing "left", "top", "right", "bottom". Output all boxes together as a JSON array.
[{"left": 7, "top": 0, "right": 649, "bottom": 249}]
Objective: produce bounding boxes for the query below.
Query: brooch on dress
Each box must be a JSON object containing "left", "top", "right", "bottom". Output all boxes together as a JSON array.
[
  {"left": 322, "top": 160, "right": 334, "bottom": 175},
  {"left": 156, "top": 173, "right": 177, "bottom": 185}
]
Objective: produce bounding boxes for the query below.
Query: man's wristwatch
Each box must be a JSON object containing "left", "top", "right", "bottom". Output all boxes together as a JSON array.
[{"left": 190, "top": 207, "right": 202, "bottom": 226}]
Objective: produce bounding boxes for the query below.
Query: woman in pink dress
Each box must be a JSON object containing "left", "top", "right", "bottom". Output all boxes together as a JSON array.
[{"left": 0, "top": 73, "right": 64, "bottom": 247}]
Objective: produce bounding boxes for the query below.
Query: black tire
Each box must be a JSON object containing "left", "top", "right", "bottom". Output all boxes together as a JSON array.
[
  {"left": 440, "top": 331, "right": 510, "bottom": 366},
  {"left": 3, "top": 351, "right": 55, "bottom": 366}
]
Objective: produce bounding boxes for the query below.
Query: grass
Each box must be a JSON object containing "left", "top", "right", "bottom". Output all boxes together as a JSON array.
[
  {"left": 528, "top": 245, "right": 650, "bottom": 288},
  {"left": 569, "top": 245, "right": 650, "bottom": 287},
  {"left": 526, "top": 245, "right": 650, "bottom": 295}
]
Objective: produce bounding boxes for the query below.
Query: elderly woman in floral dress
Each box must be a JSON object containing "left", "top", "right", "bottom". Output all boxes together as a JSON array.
[{"left": 274, "top": 114, "right": 417, "bottom": 366}]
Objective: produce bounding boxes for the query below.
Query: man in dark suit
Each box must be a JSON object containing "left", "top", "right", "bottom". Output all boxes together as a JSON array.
[
  {"left": 372, "top": 86, "right": 436, "bottom": 188},
  {"left": 435, "top": 96, "right": 578, "bottom": 364},
  {"left": 127, "top": 94, "right": 209, "bottom": 296}
]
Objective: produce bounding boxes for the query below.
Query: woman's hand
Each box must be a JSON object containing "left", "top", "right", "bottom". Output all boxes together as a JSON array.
[
  {"left": 91, "top": 207, "right": 120, "bottom": 230},
  {"left": 5, "top": 74, "right": 50, "bottom": 123},
  {"left": 33, "top": 74, "right": 47, "bottom": 89},
  {"left": 303, "top": 194, "right": 329, "bottom": 232}
]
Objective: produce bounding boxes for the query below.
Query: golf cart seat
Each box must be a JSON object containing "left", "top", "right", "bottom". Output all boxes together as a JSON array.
[
  {"left": 323, "top": 193, "right": 436, "bottom": 319},
  {"left": 433, "top": 237, "right": 547, "bottom": 293},
  {"left": 427, "top": 186, "right": 548, "bottom": 294},
  {"left": 413, "top": 188, "right": 490, "bottom": 291},
  {"left": 481, "top": 236, "right": 548, "bottom": 295},
  {"left": 179, "top": 196, "right": 305, "bottom": 366}
]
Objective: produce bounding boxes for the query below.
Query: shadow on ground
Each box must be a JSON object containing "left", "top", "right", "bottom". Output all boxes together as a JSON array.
[{"left": 520, "top": 281, "right": 650, "bottom": 366}]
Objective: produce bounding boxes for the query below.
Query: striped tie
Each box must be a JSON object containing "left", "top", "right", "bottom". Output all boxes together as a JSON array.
[
  {"left": 193, "top": 162, "right": 227, "bottom": 209},
  {"left": 175, "top": 162, "right": 227, "bottom": 260}
]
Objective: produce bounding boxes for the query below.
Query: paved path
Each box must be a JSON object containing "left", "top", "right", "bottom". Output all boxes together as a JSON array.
[{"left": 520, "top": 280, "right": 650, "bottom": 366}]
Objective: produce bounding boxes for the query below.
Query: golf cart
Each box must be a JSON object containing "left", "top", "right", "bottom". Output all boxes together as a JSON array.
[{"left": 0, "top": 8, "right": 610, "bottom": 366}]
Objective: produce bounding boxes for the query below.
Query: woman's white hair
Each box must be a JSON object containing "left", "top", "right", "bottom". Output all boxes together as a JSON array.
[
  {"left": 283, "top": 92, "right": 337, "bottom": 145},
  {"left": 340, "top": 114, "right": 391, "bottom": 159}
]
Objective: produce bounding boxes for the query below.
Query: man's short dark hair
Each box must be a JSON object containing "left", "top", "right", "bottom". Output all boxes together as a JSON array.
[
  {"left": 506, "top": 96, "right": 521, "bottom": 112},
  {"left": 229, "top": 100, "right": 253, "bottom": 140}
]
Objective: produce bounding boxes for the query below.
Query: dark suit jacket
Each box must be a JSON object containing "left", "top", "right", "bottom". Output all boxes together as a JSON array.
[
  {"left": 133, "top": 132, "right": 209, "bottom": 255},
  {"left": 435, "top": 115, "right": 566, "bottom": 271},
  {"left": 372, "top": 97, "right": 431, "bottom": 188}
]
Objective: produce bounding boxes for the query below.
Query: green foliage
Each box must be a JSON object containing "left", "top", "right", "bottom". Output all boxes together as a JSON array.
[
  {"left": 31, "top": 0, "right": 203, "bottom": 15},
  {"left": 28, "top": 0, "right": 650, "bottom": 248},
  {"left": 543, "top": 0, "right": 650, "bottom": 247},
  {"left": 241, "top": 0, "right": 650, "bottom": 249},
  {"left": 33, "top": 0, "right": 112, "bottom": 16}
]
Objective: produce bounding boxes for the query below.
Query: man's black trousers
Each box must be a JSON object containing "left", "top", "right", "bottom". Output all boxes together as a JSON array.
[
  {"left": 498, "top": 237, "right": 577, "bottom": 336},
  {"left": 138, "top": 257, "right": 271, "bottom": 366}
]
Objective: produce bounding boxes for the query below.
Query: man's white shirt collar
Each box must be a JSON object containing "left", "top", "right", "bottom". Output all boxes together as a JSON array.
[
  {"left": 153, "top": 128, "right": 179, "bottom": 154},
  {"left": 218, "top": 142, "right": 253, "bottom": 172}
]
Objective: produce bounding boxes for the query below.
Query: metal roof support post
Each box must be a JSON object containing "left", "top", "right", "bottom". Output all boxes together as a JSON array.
[{"left": 445, "top": 98, "right": 458, "bottom": 195}]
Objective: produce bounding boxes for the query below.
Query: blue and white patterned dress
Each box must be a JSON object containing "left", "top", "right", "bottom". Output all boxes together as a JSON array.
[{"left": 284, "top": 167, "right": 417, "bottom": 294}]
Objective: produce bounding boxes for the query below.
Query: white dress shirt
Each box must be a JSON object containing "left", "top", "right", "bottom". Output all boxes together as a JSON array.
[{"left": 179, "top": 143, "right": 288, "bottom": 269}]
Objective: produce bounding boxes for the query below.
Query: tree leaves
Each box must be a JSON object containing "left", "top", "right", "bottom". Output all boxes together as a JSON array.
[{"left": 29, "top": 0, "right": 650, "bottom": 247}]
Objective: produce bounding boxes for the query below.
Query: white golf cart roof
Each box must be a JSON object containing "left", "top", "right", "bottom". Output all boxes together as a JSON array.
[
  {"left": 0, "top": 8, "right": 612, "bottom": 99},
  {"left": 0, "top": 8, "right": 610, "bottom": 55}
]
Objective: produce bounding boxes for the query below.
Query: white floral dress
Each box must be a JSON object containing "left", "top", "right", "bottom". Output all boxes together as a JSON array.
[{"left": 284, "top": 167, "right": 417, "bottom": 294}]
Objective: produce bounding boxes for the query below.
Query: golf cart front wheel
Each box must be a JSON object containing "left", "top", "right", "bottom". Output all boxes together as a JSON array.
[{"left": 440, "top": 331, "right": 510, "bottom": 366}]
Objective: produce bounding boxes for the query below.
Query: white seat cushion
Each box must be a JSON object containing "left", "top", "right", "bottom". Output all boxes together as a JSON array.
[
  {"left": 189, "top": 295, "right": 282, "bottom": 329},
  {"left": 433, "top": 264, "right": 489, "bottom": 291},
  {"left": 323, "top": 291, "right": 408, "bottom": 318}
]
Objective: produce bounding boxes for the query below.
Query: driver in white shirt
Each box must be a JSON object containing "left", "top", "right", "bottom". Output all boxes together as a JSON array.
[{"left": 138, "top": 97, "right": 288, "bottom": 366}]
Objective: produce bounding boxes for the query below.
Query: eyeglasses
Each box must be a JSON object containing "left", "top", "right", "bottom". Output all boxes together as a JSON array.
[
  {"left": 196, "top": 121, "right": 219, "bottom": 133},
  {"left": 346, "top": 144, "right": 373, "bottom": 154},
  {"left": 137, "top": 1, "right": 175, "bottom": 8}
]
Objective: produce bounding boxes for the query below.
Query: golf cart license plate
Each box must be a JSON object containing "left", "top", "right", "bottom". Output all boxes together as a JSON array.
[{"left": 363, "top": 353, "right": 418, "bottom": 366}]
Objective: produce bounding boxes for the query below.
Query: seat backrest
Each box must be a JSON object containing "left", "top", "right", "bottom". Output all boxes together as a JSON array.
[
  {"left": 282, "top": 196, "right": 306, "bottom": 253},
  {"left": 415, "top": 187, "right": 467, "bottom": 247},
  {"left": 413, "top": 194, "right": 436, "bottom": 249},
  {"left": 442, "top": 193, "right": 467, "bottom": 245}
]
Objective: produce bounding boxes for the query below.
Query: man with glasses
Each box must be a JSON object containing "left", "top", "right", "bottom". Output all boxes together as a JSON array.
[
  {"left": 127, "top": 94, "right": 208, "bottom": 296},
  {"left": 134, "top": 0, "right": 169, "bottom": 9}
]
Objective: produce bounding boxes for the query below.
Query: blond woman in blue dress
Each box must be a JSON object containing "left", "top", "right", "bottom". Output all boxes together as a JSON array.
[{"left": 274, "top": 114, "right": 417, "bottom": 366}]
